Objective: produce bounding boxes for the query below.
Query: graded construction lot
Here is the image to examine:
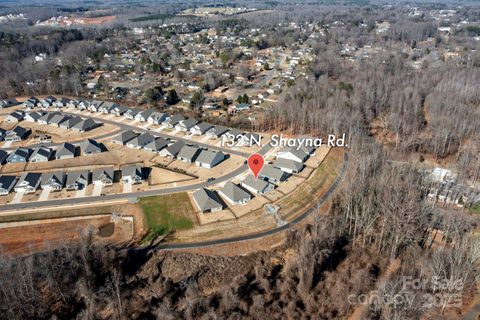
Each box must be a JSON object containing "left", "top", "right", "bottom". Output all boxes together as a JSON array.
[
  {"left": 0, "top": 215, "right": 133, "bottom": 256},
  {"left": 0, "top": 203, "right": 144, "bottom": 256}
]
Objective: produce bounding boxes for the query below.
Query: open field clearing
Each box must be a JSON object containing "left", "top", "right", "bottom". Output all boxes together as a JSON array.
[
  {"left": 139, "top": 193, "right": 195, "bottom": 242},
  {"left": 0, "top": 214, "right": 132, "bottom": 256}
]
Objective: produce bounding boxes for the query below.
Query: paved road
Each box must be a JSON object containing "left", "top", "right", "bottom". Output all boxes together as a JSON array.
[
  {"left": 0, "top": 140, "right": 273, "bottom": 211},
  {"left": 2, "top": 128, "right": 122, "bottom": 151},
  {"left": 62, "top": 110, "right": 252, "bottom": 157},
  {"left": 149, "top": 150, "right": 349, "bottom": 250},
  {"left": 463, "top": 303, "right": 480, "bottom": 320}
]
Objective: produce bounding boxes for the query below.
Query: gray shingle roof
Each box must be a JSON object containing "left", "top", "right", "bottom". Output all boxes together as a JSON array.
[
  {"left": 272, "top": 158, "right": 304, "bottom": 172},
  {"left": 121, "top": 164, "right": 142, "bottom": 178},
  {"left": 56, "top": 142, "right": 77, "bottom": 158},
  {"left": 178, "top": 118, "right": 198, "bottom": 129},
  {"left": 72, "top": 118, "right": 100, "bottom": 131},
  {"left": 60, "top": 116, "right": 83, "bottom": 128},
  {"left": 41, "top": 171, "right": 65, "bottom": 187},
  {"left": 162, "top": 141, "right": 185, "bottom": 157},
  {"left": 193, "top": 122, "right": 213, "bottom": 133},
  {"left": 193, "top": 188, "right": 224, "bottom": 212},
  {"left": 144, "top": 137, "right": 169, "bottom": 152},
  {"left": 78, "top": 139, "right": 103, "bottom": 154},
  {"left": 259, "top": 164, "right": 287, "bottom": 182},
  {"left": 66, "top": 170, "right": 89, "bottom": 186},
  {"left": 207, "top": 125, "right": 229, "bottom": 137},
  {"left": 0, "top": 175, "right": 16, "bottom": 193},
  {"left": 30, "top": 147, "right": 53, "bottom": 160},
  {"left": 16, "top": 172, "right": 42, "bottom": 188},
  {"left": 277, "top": 147, "right": 308, "bottom": 163},
  {"left": 219, "top": 182, "right": 251, "bottom": 203},
  {"left": 112, "top": 130, "right": 138, "bottom": 144},
  {"left": 164, "top": 114, "right": 185, "bottom": 126},
  {"left": 177, "top": 145, "right": 201, "bottom": 161},
  {"left": 127, "top": 132, "right": 156, "bottom": 147},
  {"left": 195, "top": 149, "right": 224, "bottom": 166},
  {"left": 92, "top": 167, "right": 114, "bottom": 182},
  {"left": 242, "top": 175, "right": 273, "bottom": 194}
]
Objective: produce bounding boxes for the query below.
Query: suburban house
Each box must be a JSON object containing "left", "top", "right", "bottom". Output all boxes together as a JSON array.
[
  {"left": 24, "top": 97, "right": 39, "bottom": 109},
  {"left": 126, "top": 132, "right": 156, "bottom": 149},
  {"left": 159, "top": 141, "right": 185, "bottom": 158},
  {"left": 259, "top": 165, "right": 288, "bottom": 183},
  {"left": 195, "top": 150, "right": 225, "bottom": 168},
  {"left": 0, "top": 98, "right": 19, "bottom": 109},
  {"left": 40, "top": 171, "right": 66, "bottom": 191},
  {"left": 112, "top": 130, "right": 138, "bottom": 145},
  {"left": 54, "top": 97, "right": 72, "bottom": 108},
  {"left": 14, "top": 172, "right": 42, "bottom": 194},
  {"left": 273, "top": 158, "right": 304, "bottom": 174},
  {"left": 121, "top": 164, "right": 143, "bottom": 184},
  {"left": 77, "top": 99, "right": 91, "bottom": 111},
  {"left": 5, "top": 111, "right": 25, "bottom": 123},
  {"left": 49, "top": 113, "right": 71, "bottom": 127},
  {"left": 4, "top": 126, "right": 31, "bottom": 142},
  {"left": 0, "top": 175, "right": 16, "bottom": 196},
  {"left": 163, "top": 114, "right": 185, "bottom": 128},
  {"left": 124, "top": 108, "right": 141, "bottom": 119},
  {"left": 88, "top": 100, "right": 104, "bottom": 112},
  {"left": 41, "top": 96, "right": 57, "bottom": 107},
  {"left": 65, "top": 171, "right": 89, "bottom": 190},
  {"left": 59, "top": 116, "right": 83, "bottom": 129},
  {"left": 66, "top": 99, "right": 79, "bottom": 109},
  {"left": 55, "top": 142, "right": 77, "bottom": 159},
  {"left": 192, "top": 188, "right": 224, "bottom": 213},
  {"left": 277, "top": 147, "right": 308, "bottom": 163},
  {"left": 92, "top": 167, "right": 114, "bottom": 186},
  {"left": 78, "top": 139, "right": 104, "bottom": 155},
  {"left": 242, "top": 132, "right": 261, "bottom": 145},
  {"left": 190, "top": 122, "right": 213, "bottom": 135},
  {"left": 175, "top": 118, "right": 198, "bottom": 132},
  {"left": 29, "top": 147, "right": 53, "bottom": 163},
  {"left": 228, "top": 103, "right": 250, "bottom": 114},
  {"left": 144, "top": 137, "right": 169, "bottom": 153},
  {"left": 6, "top": 148, "right": 31, "bottom": 163},
  {"left": 206, "top": 125, "right": 229, "bottom": 139},
  {"left": 72, "top": 118, "right": 101, "bottom": 132},
  {"left": 218, "top": 182, "right": 252, "bottom": 205},
  {"left": 135, "top": 109, "right": 155, "bottom": 122},
  {"left": 147, "top": 112, "right": 168, "bottom": 125},
  {"left": 241, "top": 175, "right": 275, "bottom": 195},
  {"left": 38, "top": 112, "right": 60, "bottom": 125},
  {"left": 0, "top": 150, "right": 8, "bottom": 164},
  {"left": 177, "top": 145, "right": 201, "bottom": 163},
  {"left": 99, "top": 101, "right": 118, "bottom": 114},
  {"left": 109, "top": 104, "right": 129, "bottom": 116},
  {"left": 24, "top": 111, "right": 45, "bottom": 122},
  {"left": 224, "top": 128, "right": 244, "bottom": 141}
]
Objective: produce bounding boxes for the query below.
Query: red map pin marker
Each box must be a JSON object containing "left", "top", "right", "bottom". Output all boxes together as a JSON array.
[{"left": 247, "top": 153, "right": 264, "bottom": 179}]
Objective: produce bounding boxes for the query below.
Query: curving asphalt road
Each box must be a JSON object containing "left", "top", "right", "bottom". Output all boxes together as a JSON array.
[
  {"left": 62, "top": 110, "right": 251, "bottom": 157},
  {"left": 0, "top": 137, "right": 272, "bottom": 211},
  {"left": 1, "top": 109, "right": 349, "bottom": 254},
  {"left": 150, "top": 150, "right": 349, "bottom": 250}
]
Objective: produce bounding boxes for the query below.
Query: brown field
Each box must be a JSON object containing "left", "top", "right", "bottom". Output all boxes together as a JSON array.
[{"left": 0, "top": 214, "right": 133, "bottom": 256}]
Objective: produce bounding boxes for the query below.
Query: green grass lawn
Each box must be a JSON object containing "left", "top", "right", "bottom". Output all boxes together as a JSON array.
[
  {"left": 139, "top": 193, "right": 195, "bottom": 242},
  {"left": 471, "top": 203, "right": 480, "bottom": 214}
]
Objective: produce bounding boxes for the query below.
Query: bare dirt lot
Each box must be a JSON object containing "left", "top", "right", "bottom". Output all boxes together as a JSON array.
[{"left": 0, "top": 215, "right": 132, "bottom": 256}]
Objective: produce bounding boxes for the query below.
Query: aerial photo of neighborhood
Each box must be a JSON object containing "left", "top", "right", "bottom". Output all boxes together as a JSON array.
[{"left": 0, "top": 0, "right": 479, "bottom": 319}]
